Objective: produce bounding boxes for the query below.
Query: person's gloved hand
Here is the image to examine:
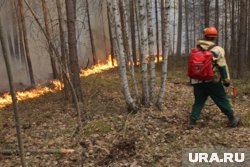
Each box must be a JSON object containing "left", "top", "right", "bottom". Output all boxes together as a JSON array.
[{"left": 223, "top": 79, "right": 230, "bottom": 87}]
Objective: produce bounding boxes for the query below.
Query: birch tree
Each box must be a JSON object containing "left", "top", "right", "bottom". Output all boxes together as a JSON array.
[
  {"left": 129, "top": 0, "right": 137, "bottom": 66},
  {"left": 107, "top": 0, "right": 137, "bottom": 111},
  {"left": 119, "top": 0, "right": 129, "bottom": 68},
  {"left": 120, "top": 0, "right": 139, "bottom": 100},
  {"left": 155, "top": 0, "right": 160, "bottom": 62},
  {"left": 172, "top": 0, "right": 176, "bottom": 54},
  {"left": 107, "top": 0, "right": 118, "bottom": 65},
  {"left": 135, "top": 1, "right": 142, "bottom": 60},
  {"left": 147, "top": 0, "right": 156, "bottom": 101},
  {"left": 138, "top": 0, "right": 149, "bottom": 105},
  {"left": 157, "top": 0, "right": 169, "bottom": 109}
]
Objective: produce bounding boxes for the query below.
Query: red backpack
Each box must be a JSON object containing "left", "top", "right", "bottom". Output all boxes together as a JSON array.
[{"left": 188, "top": 46, "right": 215, "bottom": 80}]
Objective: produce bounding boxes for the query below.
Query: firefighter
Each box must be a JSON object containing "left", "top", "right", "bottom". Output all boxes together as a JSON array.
[{"left": 189, "top": 26, "right": 240, "bottom": 129}]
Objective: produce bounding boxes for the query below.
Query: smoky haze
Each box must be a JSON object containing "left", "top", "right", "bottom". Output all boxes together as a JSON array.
[
  {"left": 0, "top": 0, "right": 211, "bottom": 92},
  {"left": 0, "top": 0, "right": 110, "bottom": 92}
]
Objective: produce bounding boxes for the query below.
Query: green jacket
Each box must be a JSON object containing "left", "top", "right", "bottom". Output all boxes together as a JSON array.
[{"left": 191, "top": 39, "right": 230, "bottom": 84}]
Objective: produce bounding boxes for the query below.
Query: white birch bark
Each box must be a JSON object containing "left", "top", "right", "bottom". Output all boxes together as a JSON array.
[
  {"left": 107, "top": 0, "right": 137, "bottom": 111},
  {"left": 120, "top": 0, "right": 139, "bottom": 100},
  {"left": 157, "top": 0, "right": 169, "bottom": 109},
  {"left": 138, "top": 0, "right": 149, "bottom": 105},
  {"left": 107, "top": 0, "right": 119, "bottom": 64},
  {"left": 147, "top": 0, "right": 156, "bottom": 101}
]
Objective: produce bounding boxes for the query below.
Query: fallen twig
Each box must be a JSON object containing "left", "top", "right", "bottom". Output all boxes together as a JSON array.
[{"left": 0, "top": 148, "right": 75, "bottom": 156}]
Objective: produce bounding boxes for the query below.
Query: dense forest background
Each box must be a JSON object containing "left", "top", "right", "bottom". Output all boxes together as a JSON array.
[{"left": 1, "top": 0, "right": 249, "bottom": 92}]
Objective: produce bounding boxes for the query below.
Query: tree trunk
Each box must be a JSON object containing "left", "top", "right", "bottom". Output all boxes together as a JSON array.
[
  {"left": 0, "top": 148, "right": 75, "bottom": 156},
  {"left": 65, "top": 0, "right": 83, "bottom": 101},
  {"left": 10, "top": 6, "right": 19, "bottom": 60},
  {"left": 120, "top": 0, "right": 139, "bottom": 100},
  {"left": 176, "top": 0, "right": 183, "bottom": 57},
  {"left": 135, "top": 0, "right": 142, "bottom": 62},
  {"left": 119, "top": 0, "right": 129, "bottom": 69},
  {"left": 7, "top": 33, "right": 15, "bottom": 59},
  {"left": 157, "top": 0, "right": 169, "bottom": 109},
  {"left": 129, "top": 0, "right": 137, "bottom": 65},
  {"left": 230, "top": 0, "right": 236, "bottom": 76},
  {"left": 24, "top": 0, "right": 82, "bottom": 130},
  {"left": 147, "top": 0, "right": 156, "bottom": 101},
  {"left": 0, "top": 21, "right": 26, "bottom": 167},
  {"left": 204, "top": 0, "right": 210, "bottom": 27},
  {"left": 138, "top": 0, "right": 149, "bottom": 106},
  {"left": 155, "top": 0, "right": 160, "bottom": 62},
  {"left": 41, "top": 0, "right": 58, "bottom": 79},
  {"left": 100, "top": 1, "right": 108, "bottom": 57},
  {"left": 14, "top": 0, "right": 26, "bottom": 65},
  {"left": 107, "top": 3, "right": 115, "bottom": 66},
  {"left": 215, "top": 0, "right": 219, "bottom": 44},
  {"left": 172, "top": 0, "right": 176, "bottom": 54},
  {"left": 192, "top": 0, "right": 196, "bottom": 47},
  {"left": 56, "top": 0, "right": 70, "bottom": 99},
  {"left": 107, "top": 0, "right": 137, "bottom": 111},
  {"left": 86, "top": 0, "right": 98, "bottom": 65},
  {"left": 224, "top": 0, "right": 228, "bottom": 56},
  {"left": 237, "top": 0, "right": 247, "bottom": 79},
  {"left": 184, "top": 0, "right": 189, "bottom": 56},
  {"left": 18, "top": 0, "right": 35, "bottom": 86},
  {"left": 107, "top": 0, "right": 119, "bottom": 64},
  {"left": 248, "top": 0, "right": 250, "bottom": 69}
]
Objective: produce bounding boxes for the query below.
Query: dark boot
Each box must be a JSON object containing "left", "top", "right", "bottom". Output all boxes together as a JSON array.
[
  {"left": 229, "top": 114, "right": 241, "bottom": 128},
  {"left": 188, "top": 118, "right": 197, "bottom": 129}
]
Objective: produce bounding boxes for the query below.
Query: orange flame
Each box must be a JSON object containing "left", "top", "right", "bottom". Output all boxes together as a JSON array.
[
  {"left": 0, "top": 54, "right": 163, "bottom": 109},
  {"left": 80, "top": 54, "right": 117, "bottom": 77},
  {"left": 0, "top": 55, "right": 117, "bottom": 109},
  {"left": 138, "top": 54, "right": 163, "bottom": 64},
  {"left": 0, "top": 80, "right": 62, "bottom": 109}
]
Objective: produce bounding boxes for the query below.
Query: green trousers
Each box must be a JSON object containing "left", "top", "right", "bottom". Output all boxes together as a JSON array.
[{"left": 190, "top": 82, "right": 234, "bottom": 121}]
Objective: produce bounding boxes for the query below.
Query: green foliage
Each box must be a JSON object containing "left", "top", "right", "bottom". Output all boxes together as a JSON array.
[{"left": 84, "top": 119, "right": 112, "bottom": 136}]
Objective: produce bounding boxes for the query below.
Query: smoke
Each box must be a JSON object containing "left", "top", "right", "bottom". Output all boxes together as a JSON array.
[
  {"left": 0, "top": 0, "right": 29, "bottom": 91},
  {"left": 0, "top": 0, "right": 110, "bottom": 91}
]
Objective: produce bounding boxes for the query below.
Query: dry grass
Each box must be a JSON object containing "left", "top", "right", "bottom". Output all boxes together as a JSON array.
[{"left": 0, "top": 62, "right": 250, "bottom": 167}]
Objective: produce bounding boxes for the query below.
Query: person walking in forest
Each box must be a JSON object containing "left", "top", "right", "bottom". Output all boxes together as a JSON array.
[{"left": 188, "top": 26, "right": 240, "bottom": 129}]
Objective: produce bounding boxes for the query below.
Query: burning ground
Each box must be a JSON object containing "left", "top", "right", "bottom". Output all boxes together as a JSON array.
[{"left": 0, "top": 64, "right": 250, "bottom": 167}]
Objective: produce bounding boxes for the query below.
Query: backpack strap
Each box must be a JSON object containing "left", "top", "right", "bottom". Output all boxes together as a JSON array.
[
  {"left": 208, "top": 45, "right": 218, "bottom": 69},
  {"left": 207, "top": 44, "right": 216, "bottom": 51},
  {"left": 196, "top": 44, "right": 216, "bottom": 51}
]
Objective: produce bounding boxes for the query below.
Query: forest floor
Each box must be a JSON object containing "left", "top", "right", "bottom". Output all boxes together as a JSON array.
[{"left": 0, "top": 63, "right": 250, "bottom": 167}]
